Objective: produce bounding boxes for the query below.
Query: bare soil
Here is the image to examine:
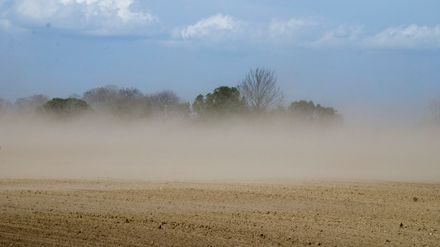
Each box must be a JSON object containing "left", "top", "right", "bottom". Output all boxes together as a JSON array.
[{"left": 0, "top": 180, "right": 439, "bottom": 246}]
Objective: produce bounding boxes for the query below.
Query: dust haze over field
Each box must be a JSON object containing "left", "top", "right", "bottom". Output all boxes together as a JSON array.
[
  {"left": 2, "top": 90, "right": 440, "bottom": 247},
  {"left": 2, "top": 1, "right": 440, "bottom": 246},
  {"left": 1, "top": 115, "right": 439, "bottom": 183}
]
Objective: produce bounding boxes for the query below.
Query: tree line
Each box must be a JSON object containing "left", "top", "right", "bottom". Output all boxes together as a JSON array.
[{"left": 0, "top": 68, "right": 343, "bottom": 124}]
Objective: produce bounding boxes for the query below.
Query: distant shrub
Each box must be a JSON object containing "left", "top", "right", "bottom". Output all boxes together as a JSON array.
[
  {"left": 192, "top": 86, "right": 246, "bottom": 118},
  {"left": 83, "top": 86, "right": 188, "bottom": 118},
  {"left": 288, "top": 100, "right": 343, "bottom": 125},
  {"left": 43, "top": 98, "right": 90, "bottom": 116}
]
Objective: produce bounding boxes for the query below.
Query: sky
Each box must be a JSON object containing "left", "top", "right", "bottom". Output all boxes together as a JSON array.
[{"left": 0, "top": 0, "right": 440, "bottom": 118}]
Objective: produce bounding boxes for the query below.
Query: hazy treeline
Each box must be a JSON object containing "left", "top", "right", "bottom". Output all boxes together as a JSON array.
[
  {"left": 1, "top": 70, "right": 439, "bottom": 182},
  {"left": 1, "top": 68, "right": 439, "bottom": 127},
  {"left": 0, "top": 68, "right": 348, "bottom": 125}
]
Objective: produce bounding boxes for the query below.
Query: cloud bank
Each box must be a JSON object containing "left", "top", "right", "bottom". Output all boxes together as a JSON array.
[
  {"left": 173, "top": 15, "right": 440, "bottom": 50},
  {"left": 364, "top": 25, "right": 440, "bottom": 49},
  {"left": 1, "top": 1, "right": 440, "bottom": 50}
]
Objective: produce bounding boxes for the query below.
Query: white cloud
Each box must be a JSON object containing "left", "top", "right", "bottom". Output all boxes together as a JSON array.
[
  {"left": 3, "top": 0, "right": 156, "bottom": 36},
  {"left": 3, "top": 1, "right": 439, "bottom": 51},
  {"left": 310, "top": 25, "right": 363, "bottom": 47},
  {"left": 364, "top": 24, "right": 440, "bottom": 49},
  {"left": 177, "top": 14, "right": 240, "bottom": 40},
  {"left": 309, "top": 24, "right": 440, "bottom": 50},
  {"left": 173, "top": 16, "right": 319, "bottom": 46},
  {"left": 171, "top": 18, "right": 440, "bottom": 51},
  {"left": 267, "top": 18, "right": 317, "bottom": 40}
]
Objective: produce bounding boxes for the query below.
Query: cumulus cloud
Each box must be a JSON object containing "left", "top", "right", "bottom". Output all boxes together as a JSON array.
[
  {"left": 364, "top": 24, "right": 440, "bottom": 49},
  {"left": 1, "top": 0, "right": 156, "bottom": 36},
  {"left": 176, "top": 14, "right": 240, "bottom": 40}
]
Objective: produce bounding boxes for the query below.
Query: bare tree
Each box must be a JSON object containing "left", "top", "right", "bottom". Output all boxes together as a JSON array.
[
  {"left": 149, "top": 90, "right": 189, "bottom": 116},
  {"left": 150, "top": 90, "right": 180, "bottom": 111},
  {"left": 83, "top": 85, "right": 148, "bottom": 117},
  {"left": 240, "top": 68, "right": 283, "bottom": 112}
]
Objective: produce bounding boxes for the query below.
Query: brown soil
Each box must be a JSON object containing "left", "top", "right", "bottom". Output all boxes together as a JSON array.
[{"left": 0, "top": 180, "right": 439, "bottom": 246}]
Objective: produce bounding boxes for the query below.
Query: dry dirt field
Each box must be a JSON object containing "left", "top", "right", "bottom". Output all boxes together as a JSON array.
[{"left": 0, "top": 179, "right": 439, "bottom": 246}]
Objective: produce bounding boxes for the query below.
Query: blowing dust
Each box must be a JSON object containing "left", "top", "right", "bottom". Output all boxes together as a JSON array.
[{"left": 0, "top": 116, "right": 439, "bottom": 183}]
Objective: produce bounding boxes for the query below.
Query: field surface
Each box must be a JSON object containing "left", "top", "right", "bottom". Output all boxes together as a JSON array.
[{"left": 0, "top": 180, "right": 439, "bottom": 246}]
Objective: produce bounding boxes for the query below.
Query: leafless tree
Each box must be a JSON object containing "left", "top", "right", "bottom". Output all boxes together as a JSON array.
[
  {"left": 150, "top": 91, "right": 180, "bottom": 111},
  {"left": 240, "top": 68, "right": 283, "bottom": 112},
  {"left": 149, "top": 90, "right": 189, "bottom": 116},
  {"left": 83, "top": 85, "right": 148, "bottom": 117}
]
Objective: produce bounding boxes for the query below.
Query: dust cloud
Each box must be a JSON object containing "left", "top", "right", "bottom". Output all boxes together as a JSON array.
[{"left": 0, "top": 115, "right": 439, "bottom": 183}]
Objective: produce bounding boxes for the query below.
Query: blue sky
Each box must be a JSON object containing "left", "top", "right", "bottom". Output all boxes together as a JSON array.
[{"left": 1, "top": 0, "right": 440, "bottom": 118}]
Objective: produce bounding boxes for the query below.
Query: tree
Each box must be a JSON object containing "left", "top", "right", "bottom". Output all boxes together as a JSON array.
[
  {"left": 0, "top": 98, "right": 12, "bottom": 115},
  {"left": 43, "top": 98, "right": 90, "bottom": 116},
  {"left": 289, "top": 100, "right": 342, "bottom": 124},
  {"left": 149, "top": 90, "right": 189, "bottom": 116},
  {"left": 428, "top": 98, "right": 440, "bottom": 124},
  {"left": 240, "top": 68, "right": 283, "bottom": 112},
  {"left": 113, "top": 87, "right": 146, "bottom": 116},
  {"left": 289, "top": 100, "right": 316, "bottom": 120},
  {"left": 192, "top": 94, "right": 205, "bottom": 115},
  {"left": 315, "top": 104, "right": 338, "bottom": 120},
  {"left": 83, "top": 86, "right": 187, "bottom": 118},
  {"left": 83, "top": 85, "right": 119, "bottom": 107},
  {"left": 193, "top": 86, "right": 246, "bottom": 117},
  {"left": 15, "top": 94, "right": 49, "bottom": 113},
  {"left": 150, "top": 91, "right": 179, "bottom": 112},
  {"left": 83, "top": 86, "right": 149, "bottom": 117}
]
